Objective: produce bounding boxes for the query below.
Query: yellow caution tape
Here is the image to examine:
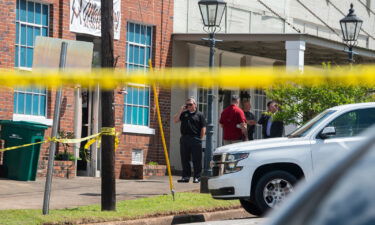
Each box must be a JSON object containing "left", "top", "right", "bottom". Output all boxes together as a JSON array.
[
  {"left": 84, "top": 127, "right": 119, "bottom": 151},
  {"left": 0, "top": 127, "right": 118, "bottom": 153},
  {"left": 0, "top": 140, "right": 48, "bottom": 153},
  {"left": 0, "top": 66, "right": 374, "bottom": 89}
]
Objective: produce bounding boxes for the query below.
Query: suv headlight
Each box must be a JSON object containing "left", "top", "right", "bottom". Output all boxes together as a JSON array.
[{"left": 224, "top": 152, "right": 249, "bottom": 174}]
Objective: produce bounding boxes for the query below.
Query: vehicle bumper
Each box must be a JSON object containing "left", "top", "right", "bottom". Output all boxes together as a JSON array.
[{"left": 208, "top": 167, "right": 252, "bottom": 199}]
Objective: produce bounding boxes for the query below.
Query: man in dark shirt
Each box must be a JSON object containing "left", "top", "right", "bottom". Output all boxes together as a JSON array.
[
  {"left": 173, "top": 97, "right": 206, "bottom": 183},
  {"left": 258, "top": 100, "right": 284, "bottom": 138},
  {"left": 243, "top": 101, "right": 256, "bottom": 140},
  {"left": 219, "top": 95, "right": 247, "bottom": 145}
]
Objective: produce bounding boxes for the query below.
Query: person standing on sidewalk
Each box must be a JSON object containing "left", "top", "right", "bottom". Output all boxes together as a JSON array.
[
  {"left": 258, "top": 100, "right": 284, "bottom": 138},
  {"left": 242, "top": 101, "right": 256, "bottom": 140},
  {"left": 219, "top": 95, "right": 247, "bottom": 145},
  {"left": 173, "top": 97, "right": 206, "bottom": 183}
]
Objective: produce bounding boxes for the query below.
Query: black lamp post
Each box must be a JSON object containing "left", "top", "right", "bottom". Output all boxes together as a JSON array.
[
  {"left": 340, "top": 3, "right": 363, "bottom": 64},
  {"left": 198, "top": 0, "right": 226, "bottom": 193}
]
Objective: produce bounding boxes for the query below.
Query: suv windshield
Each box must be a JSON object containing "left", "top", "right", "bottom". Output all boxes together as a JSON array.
[{"left": 288, "top": 110, "right": 336, "bottom": 138}]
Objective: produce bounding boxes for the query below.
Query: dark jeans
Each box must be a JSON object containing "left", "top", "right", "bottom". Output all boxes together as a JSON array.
[{"left": 180, "top": 135, "right": 202, "bottom": 179}]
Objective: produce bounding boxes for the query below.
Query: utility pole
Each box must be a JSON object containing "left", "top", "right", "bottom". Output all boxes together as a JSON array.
[{"left": 101, "top": 0, "right": 116, "bottom": 211}]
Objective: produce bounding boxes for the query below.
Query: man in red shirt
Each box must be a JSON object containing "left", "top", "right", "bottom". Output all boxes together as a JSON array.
[{"left": 219, "top": 95, "right": 248, "bottom": 145}]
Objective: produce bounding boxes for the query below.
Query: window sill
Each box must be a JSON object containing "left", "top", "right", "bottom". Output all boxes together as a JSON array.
[
  {"left": 122, "top": 124, "right": 155, "bottom": 135},
  {"left": 13, "top": 114, "right": 53, "bottom": 126}
]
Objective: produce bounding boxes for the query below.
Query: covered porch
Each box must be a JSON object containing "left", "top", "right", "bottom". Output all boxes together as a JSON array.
[{"left": 169, "top": 33, "right": 375, "bottom": 172}]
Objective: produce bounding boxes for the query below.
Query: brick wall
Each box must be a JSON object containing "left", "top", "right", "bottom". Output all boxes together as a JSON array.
[
  {"left": 38, "top": 160, "right": 76, "bottom": 179},
  {"left": 0, "top": 0, "right": 173, "bottom": 179},
  {"left": 113, "top": 0, "right": 173, "bottom": 178}
]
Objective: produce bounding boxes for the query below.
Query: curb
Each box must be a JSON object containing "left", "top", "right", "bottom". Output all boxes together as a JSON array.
[{"left": 85, "top": 208, "right": 254, "bottom": 225}]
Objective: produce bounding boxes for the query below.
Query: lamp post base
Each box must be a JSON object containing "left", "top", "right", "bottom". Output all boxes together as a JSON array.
[{"left": 200, "top": 176, "right": 210, "bottom": 193}]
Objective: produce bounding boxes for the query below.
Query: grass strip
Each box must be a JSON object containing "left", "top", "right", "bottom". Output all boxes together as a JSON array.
[{"left": 0, "top": 192, "right": 240, "bottom": 225}]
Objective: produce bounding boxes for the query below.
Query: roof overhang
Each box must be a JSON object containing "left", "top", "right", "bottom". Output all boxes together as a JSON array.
[{"left": 173, "top": 33, "right": 375, "bottom": 65}]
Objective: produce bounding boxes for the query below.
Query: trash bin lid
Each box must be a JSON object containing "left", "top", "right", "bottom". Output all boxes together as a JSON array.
[{"left": 0, "top": 120, "right": 49, "bottom": 130}]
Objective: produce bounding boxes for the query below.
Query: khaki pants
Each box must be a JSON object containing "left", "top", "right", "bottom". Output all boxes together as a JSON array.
[{"left": 223, "top": 139, "right": 242, "bottom": 145}]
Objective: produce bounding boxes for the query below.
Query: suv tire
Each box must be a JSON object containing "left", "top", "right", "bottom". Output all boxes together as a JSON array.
[
  {"left": 254, "top": 170, "right": 297, "bottom": 214},
  {"left": 240, "top": 199, "right": 263, "bottom": 216}
]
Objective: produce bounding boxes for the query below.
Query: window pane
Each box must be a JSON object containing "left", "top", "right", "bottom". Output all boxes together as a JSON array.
[
  {"left": 21, "top": 24, "right": 26, "bottom": 45},
  {"left": 132, "top": 106, "right": 138, "bottom": 124},
  {"left": 141, "top": 25, "right": 146, "bottom": 44},
  {"left": 17, "top": 92, "right": 25, "bottom": 114},
  {"left": 42, "top": 5, "right": 48, "bottom": 26},
  {"left": 27, "top": 26, "right": 33, "bottom": 46},
  {"left": 355, "top": 108, "right": 375, "bottom": 135},
  {"left": 144, "top": 88, "right": 149, "bottom": 106},
  {"left": 25, "top": 93, "right": 32, "bottom": 114},
  {"left": 137, "top": 107, "right": 143, "bottom": 125},
  {"left": 128, "top": 44, "right": 134, "bottom": 63},
  {"left": 125, "top": 105, "right": 132, "bottom": 124},
  {"left": 16, "top": 0, "right": 19, "bottom": 20},
  {"left": 13, "top": 92, "right": 18, "bottom": 113},
  {"left": 126, "top": 86, "right": 133, "bottom": 103},
  {"left": 16, "top": 23, "right": 19, "bottom": 44},
  {"left": 139, "top": 88, "right": 144, "bottom": 105},
  {"left": 128, "top": 23, "right": 134, "bottom": 42},
  {"left": 134, "top": 46, "right": 140, "bottom": 65},
  {"left": 32, "top": 94, "right": 39, "bottom": 115},
  {"left": 143, "top": 108, "right": 149, "bottom": 126},
  {"left": 35, "top": 3, "right": 41, "bottom": 24},
  {"left": 328, "top": 111, "right": 358, "bottom": 138},
  {"left": 26, "top": 48, "right": 33, "bottom": 67},
  {"left": 146, "top": 47, "right": 151, "bottom": 62},
  {"left": 20, "top": 0, "right": 26, "bottom": 22},
  {"left": 42, "top": 27, "right": 48, "bottom": 36},
  {"left": 20, "top": 47, "right": 27, "bottom": 67},
  {"left": 34, "top": 27, "right": 41, "bottom": 44},
  {"left": 134, "top": 24, "right": 140, "bottom": 43},
  {"left": 146, "top": 26, "right": 152, "bottom": 45},
  {"left": 15, "top": 46, "right": 19, "bottom": 67},
  {"left": 132, "top": 87, "right": 139, "bottom": 105},
  {"left": 39, "top": 94, "right": 46, "bottom": 116},
  {"left": 139, "top": 47, "right": 145, "bottom": 66},
  {"left": 27, "top": 1, "right": 34, "bottom": 23}
]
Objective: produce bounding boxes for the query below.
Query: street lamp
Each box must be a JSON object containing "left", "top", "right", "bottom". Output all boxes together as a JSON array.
[
  {"left": 340, "top": 3, "right": 363, "bottom": 63},
  {"left": 198, "top": 0, "right": 226, "bottom": 193}
]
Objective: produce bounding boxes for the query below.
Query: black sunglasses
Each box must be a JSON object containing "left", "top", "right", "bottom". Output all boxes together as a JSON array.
[{"left": 186, "top": 103, "right": 193, "bottom": 106}]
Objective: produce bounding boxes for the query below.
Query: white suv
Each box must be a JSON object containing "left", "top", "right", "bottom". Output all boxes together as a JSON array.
[{"left": 208, "top": 102, "right": 375, "bottom": 216}]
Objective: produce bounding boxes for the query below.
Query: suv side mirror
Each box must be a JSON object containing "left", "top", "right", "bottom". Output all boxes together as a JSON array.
[{"left": 319, "top": 126, "right": 336, "bottom": 139}]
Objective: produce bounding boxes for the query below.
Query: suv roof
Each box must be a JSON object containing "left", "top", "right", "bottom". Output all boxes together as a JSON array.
[{"left": 329, "top": 102, "right": 375, "bottom": 111}]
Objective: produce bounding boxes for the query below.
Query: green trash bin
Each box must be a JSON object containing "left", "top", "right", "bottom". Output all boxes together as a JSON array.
[{"left": 0, "top": 120, "right": 48, "bottom": 181}]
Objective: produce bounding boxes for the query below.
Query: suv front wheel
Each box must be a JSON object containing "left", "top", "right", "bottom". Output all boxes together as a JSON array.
[
  {"left": 239, "top": 199, "right": 263, "bottom": 216},
  {"left": 253, "top": 170, "right": 297, "bottom": 214}
]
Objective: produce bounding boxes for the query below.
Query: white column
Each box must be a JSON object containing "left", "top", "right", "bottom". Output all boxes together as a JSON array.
[
  {"left": 284, "top": 41, "right": 305, "bottom": 135},
  {"left": 285, "top": 40, "right": 305, "bottom": 71}
]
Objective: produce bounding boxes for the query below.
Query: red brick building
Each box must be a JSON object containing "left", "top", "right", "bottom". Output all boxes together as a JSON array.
[{"left": 0, "top": 0, "right": 173, "bottom": 178}]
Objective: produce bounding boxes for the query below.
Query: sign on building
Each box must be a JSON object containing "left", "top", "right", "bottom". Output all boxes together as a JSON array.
[
  {"left": 33, "top": 36, "right": 93, "bottom": 69},
  {"left": 70, "top": 0, "right": 121, "bottom": 40}
]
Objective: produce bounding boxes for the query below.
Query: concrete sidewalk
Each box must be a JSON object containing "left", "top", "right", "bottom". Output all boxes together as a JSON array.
[{"left": 0, "top": 176, "right": 199, "bottom": 210}]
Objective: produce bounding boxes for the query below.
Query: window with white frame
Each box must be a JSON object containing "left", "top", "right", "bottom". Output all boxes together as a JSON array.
[
  {"left": 123, "top": 85, "right": 150, "bottom": 126},
  {"left": 125, "top": 22, "right": 152, "bottom": 71},
  {"left": 124, "top": 23, "right": 153, "bottom": 127},
  {"left": 15, "top": 0, "right": 49, "bottom": 68},
  {"left": 198, "top": 88, "right": 208, "bottom": 118},
  {"left": 14, "top": 0, "right": 49, "bottom": 117},
  {"left": 252, "top": 89, "right": 267, "bottom": 139},
  {"left": 13, "top": 87, "right": 47, "bottom": 116},
  {"left": 131, "top": 149, "right": 143, "bottom": 165}
]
